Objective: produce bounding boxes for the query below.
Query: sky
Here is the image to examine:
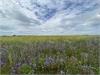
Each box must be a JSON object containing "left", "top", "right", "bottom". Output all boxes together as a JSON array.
[{"left": 0, "top": 0, "right": 100, "bottom": 35}]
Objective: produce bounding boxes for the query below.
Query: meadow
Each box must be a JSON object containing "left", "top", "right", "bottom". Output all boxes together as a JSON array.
[{"left": 0, "top": 35, "right": 100, "bottom": 74}]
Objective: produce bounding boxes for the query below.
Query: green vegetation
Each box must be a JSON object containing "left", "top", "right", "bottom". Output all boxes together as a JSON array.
[{"left": 0, "top": 35, "right": 100, "bottom": 74}]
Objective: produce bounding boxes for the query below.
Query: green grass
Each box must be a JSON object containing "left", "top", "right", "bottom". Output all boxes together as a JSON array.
[{"left": 0, "top": 35, "right": 100, "bottom": 74}]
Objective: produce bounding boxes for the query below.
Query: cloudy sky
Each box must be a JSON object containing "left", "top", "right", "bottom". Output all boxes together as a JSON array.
[{"left": 0, "top": 0, "right": 100, "bottom": 35}]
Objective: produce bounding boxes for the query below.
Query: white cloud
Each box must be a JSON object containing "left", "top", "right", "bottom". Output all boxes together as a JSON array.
[{"left": 0, "top": 0, "right": 100, "bottom": 35}]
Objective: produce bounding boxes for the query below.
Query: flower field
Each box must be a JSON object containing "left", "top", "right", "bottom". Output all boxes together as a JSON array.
[{"left": 0, "top": 36, "right": 100, "bottom": 74}]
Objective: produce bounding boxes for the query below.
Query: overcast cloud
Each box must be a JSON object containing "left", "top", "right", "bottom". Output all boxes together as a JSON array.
[{"left": 0, "top": 0, "right": 100, "bottom": 35}]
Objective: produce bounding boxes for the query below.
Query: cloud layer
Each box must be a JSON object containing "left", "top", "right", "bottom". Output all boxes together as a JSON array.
[{"left": 0, "top": 0, "right": 100, "bottom": 35}]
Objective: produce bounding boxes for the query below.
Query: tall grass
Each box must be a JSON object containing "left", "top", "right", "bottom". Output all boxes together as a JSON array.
[{"left": 0, "top": 36, "right": 100, "bottom": 74}]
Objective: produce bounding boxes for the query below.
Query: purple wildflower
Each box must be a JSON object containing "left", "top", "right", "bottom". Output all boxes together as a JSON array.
[{"left": 44, "top": 56, "right": 55, "bottom": 66}]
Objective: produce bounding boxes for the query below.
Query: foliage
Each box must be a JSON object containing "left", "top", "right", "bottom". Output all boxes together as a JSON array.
[{"left": 0, "top": 35, "right": 100, "bottom": 74}]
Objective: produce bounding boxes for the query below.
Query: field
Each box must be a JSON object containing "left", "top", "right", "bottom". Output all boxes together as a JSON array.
[{"left": 0, "top": 36, "right": 100, "bottom": 74}]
